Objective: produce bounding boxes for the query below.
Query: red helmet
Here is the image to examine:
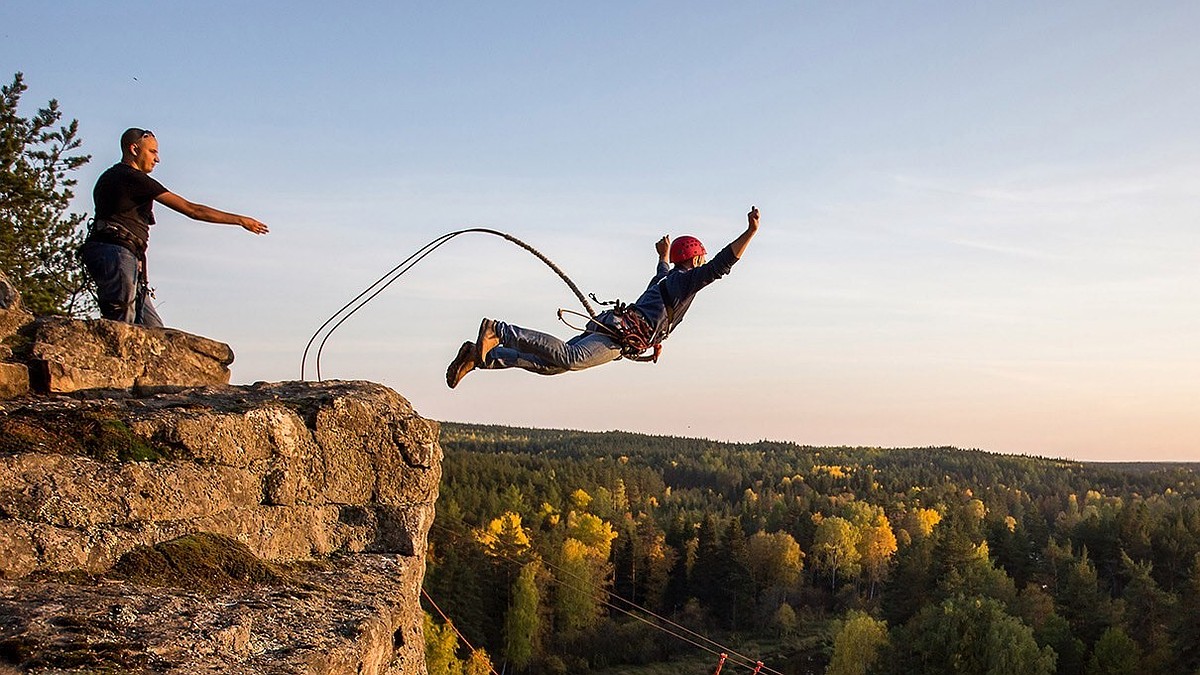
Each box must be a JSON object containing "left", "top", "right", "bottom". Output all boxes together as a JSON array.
[{"left": 669, "top": 236, "right": 706, "bottom": 265}]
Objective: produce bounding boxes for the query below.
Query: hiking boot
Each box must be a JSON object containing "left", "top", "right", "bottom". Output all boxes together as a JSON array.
[
  {"left": 476, "top": 318, "right": 500, "bottom": 364},
  {"left": 446, "top": 341, "right": 476, "bottom": 389}
]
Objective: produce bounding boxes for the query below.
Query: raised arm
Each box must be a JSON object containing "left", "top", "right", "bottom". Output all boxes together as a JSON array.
[
  {"left": 156, "top": 192, "right": 269, "bottom": 234},
  {"left": 728, "top": 206, "right": 759, "bottom": 259}
]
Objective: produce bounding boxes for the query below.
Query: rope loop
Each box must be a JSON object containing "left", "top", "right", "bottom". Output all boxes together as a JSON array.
[{"left": 301, "top": 228, "right": 600, "bottom": 381}]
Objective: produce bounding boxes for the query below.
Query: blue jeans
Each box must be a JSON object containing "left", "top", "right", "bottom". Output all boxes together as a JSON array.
[
  {"left": 79, "top": 241, "right": 163, "bottom": 328},
  {"left": 483, "top": 320, "right": 622, "bottom": 375}
]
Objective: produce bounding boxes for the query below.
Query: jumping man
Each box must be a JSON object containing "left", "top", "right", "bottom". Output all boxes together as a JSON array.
[{"left": 447, "top": 206, "right": 761, "bottom": 387}]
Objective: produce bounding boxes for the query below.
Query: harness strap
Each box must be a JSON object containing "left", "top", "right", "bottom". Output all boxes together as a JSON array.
[
  {"left": 86, "top": 218, "right": 148, "bottom": 259},
  {"left": 586, "top": 277, "right": 677, "bottom": 363}
]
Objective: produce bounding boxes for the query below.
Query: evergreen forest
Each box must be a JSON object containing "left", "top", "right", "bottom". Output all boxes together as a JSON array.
[{"left": 422, "top": 423, "right": 1200, "bottom": 675}]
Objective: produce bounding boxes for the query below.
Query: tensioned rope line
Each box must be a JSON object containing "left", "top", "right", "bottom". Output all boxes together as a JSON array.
[
  {"left": 429, "top": 521, "right": 782, "bottom": 675},
  {"left": 421, "top": 587, "right": 502, "bottom": 675},
  {"left": 545, "top": 554, "right": 782, "bottom": 675},
  {"left": 301, "top": 228, "right": 602, "bottom": 381},
  {"left": 429, "top": 521, "right": 772, "bottom": 673}
]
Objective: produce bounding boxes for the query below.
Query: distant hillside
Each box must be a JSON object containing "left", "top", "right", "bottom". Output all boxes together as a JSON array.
[{"left": 439, "top": 421, "right": 1200, "bottom": 500}]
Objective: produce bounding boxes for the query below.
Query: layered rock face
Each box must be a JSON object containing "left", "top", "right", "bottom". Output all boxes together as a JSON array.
[
  {"left": 26, "top": 317, "right": 236, "bottom": 394},
  {"left": 0, "top": 380, "right": 441, "bottom": 674},
  {"left": 0, "top": 269, "right": 234, "bottom": 399}
]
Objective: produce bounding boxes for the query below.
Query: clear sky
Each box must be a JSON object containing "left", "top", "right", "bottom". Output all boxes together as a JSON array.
[{"left": 4, "top": 2, "right": 1198, "bottom": 462}]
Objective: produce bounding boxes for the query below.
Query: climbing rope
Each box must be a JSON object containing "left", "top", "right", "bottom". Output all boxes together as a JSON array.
[
  {"left": 428, "top": 521, "right": 781, "bottom": 674},
  {"left": 421, "top": 587, "right": 501, "bottom": 675},
  {"left": 300, "top": 228, "right": 602, "bottom": 381}
]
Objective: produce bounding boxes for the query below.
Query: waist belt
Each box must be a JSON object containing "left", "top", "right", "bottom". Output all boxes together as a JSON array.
[{"left": 87, "top": 219, "right": 147, "bottom": 259}]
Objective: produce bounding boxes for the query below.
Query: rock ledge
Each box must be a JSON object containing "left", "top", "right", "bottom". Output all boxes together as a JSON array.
[{"left": 0, "top": 379, "right": 440, "bottom": 674}]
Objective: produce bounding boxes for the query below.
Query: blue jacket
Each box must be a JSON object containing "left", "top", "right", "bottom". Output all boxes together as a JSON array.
[{"left": 631, "top": 244, "right": 739, "bottom": 340}]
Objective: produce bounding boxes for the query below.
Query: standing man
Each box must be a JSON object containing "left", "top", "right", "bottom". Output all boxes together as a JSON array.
[
  {"left": 79, "top": 127, "right": 268, "bottom": 327},
  {"left": 447, "top": 206, "right": 760, "bottom": 387}
]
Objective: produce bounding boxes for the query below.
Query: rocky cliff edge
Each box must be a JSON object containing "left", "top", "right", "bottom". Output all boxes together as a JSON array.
[{"left": 0, "top": 377, "right": 441, "bottom": 674}]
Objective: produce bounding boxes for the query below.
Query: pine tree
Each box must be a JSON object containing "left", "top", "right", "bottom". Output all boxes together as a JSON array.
[
  {"left": 1086, "top": 626, "right": 1140, "bottom": 675},
  {"left": 0, "top": 72, "right": 92, "bottom": 316}
]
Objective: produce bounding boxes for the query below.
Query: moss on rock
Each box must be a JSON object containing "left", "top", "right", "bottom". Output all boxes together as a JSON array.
[
  {"left": 109, "top": 532, "right": 289, "bottom": 592},
  {"left": 0, "top": 411, "right": 173, "bottom": 462}
]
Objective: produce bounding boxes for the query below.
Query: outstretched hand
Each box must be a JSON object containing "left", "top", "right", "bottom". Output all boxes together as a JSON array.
[
  {"left": 240, "top": 217, "right": 269, "bottom": 235},
  {"left": 656, "top": 235, "right": 670, "bottom": 261},
  {"left": 747, "top": 206, "right": 759, "bottom": 231}
]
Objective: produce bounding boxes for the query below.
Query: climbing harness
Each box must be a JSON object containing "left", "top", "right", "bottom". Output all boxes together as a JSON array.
[
  {"left": 580, "top": 292, "right": 670, "bottom": 363},
  {"left": 301, "top": 228, "right": 667, "bottom": 380}
]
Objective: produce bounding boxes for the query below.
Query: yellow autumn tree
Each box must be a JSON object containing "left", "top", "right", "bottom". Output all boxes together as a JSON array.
[
  {"left": 424, "top": 613, "right": 493, "bottom": 675},
  {"left": 569, "top": 488, "right": 592, "bottom": 511},
  {"left": 475, "top": 511, "right": 531, "bottom": 559},
  {"left": 555, "top": 537, "right": 605, "bottom": 631},
  {"left": 813, "top": 516, "right": 861, "bottom": 590},
  {"left": 565, "top": 511, "right": 618, "bottom": 560},
  {"left": 903, "top": 507, "right": 942, "bottom": 540},
  {"left": 423, "top": 613, "right": 462, "bottom": 675},
  {"left": 747, "top": 531, "right": 805, "bottom": 592},
  {"left": 857, "top": 513, "right": 898, "bottom": 598}
]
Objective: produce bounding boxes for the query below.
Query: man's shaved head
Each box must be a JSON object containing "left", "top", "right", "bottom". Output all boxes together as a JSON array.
[
  {"left": 120, "top": 128, "right": 154, "bottom": 154},
  {"left": 120, "top": 128, "right": 160, "bottom": 173}
]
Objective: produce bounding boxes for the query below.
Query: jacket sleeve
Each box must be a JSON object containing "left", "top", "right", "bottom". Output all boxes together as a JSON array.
[
  {"left": 674, "top": 244, "right": 737, "bottom": 296},
  {"left": 647, "top": 261, "right": 670, "bottom": 289}
]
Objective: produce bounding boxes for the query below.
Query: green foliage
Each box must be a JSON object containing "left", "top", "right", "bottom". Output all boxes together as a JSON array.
[
  {"left": 890, "top": 595, "right": 1055, "bottom": 675},
  {"left": 430, "top": 422, "right": 1200, "bottom": 673},
  {"left": 1118, "top": 552, "right": 1175, "bottom": 672},
  {"left": 1059, "top": 548, "right": 1122, "bottom": 647},
  {"left": 0, "top": 72, "right": 93, "bottom": 316},
  {"left": 1086, "top": 626, "right": 1140, "bottom": 675},
  {"left": 827, "top": 610, "right": 888, "bottom": 675},
  {"left": 554, "top": 537, "right": 605, "bottom": 632},
  {"left": 813, "top": 516, "right": 860, "bottom": 590},
  {"left": 504, "top": 561, "right": 542, "bottom": 670},
  {"left": 746, "top": 530, "right": 803, "bottom": 593},
  {"left": 1177, "top": 554, "right": 1200, "bottom": 672},
  {"left": 773, "top": 602, "right": 798, "bottom": 638},
  {"left": 424, "top": 613, "right": 464, "bottom": 675}
]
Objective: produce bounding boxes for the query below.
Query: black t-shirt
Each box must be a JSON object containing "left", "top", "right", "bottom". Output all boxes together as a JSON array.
[{"left": 92, "top": 163, "right": 168, "bottom": 250}]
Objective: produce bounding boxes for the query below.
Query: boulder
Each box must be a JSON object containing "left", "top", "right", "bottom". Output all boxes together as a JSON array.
[
  {"left": 0, "top": 308, "right": 32, "bottom": 343},
  {"left": 0, "top": 362, "right": 29, "bottom": 399},
  {"left": 26, "top": 317, "right": 234, "bottom": 393}
]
